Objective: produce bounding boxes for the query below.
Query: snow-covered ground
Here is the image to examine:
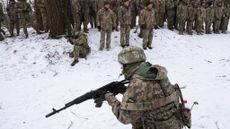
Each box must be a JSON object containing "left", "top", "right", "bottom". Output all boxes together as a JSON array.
[{"left": 0, "top": 26, "right": 230, "bottom": 129}]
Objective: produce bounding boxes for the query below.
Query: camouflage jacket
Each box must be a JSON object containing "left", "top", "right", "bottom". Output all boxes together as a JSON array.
[
  {"left": 177, "top": 2, "right": 188, "bottom": 21},
  {"left": 105, "top": 63, "right": 180, "bottom": 128},
  {"left": 15, "top": 1, "right": 32, "bottom": 19},
  {"left": 223, "top": 5, "right": 230, "bottom": 17},
  {"left": 118, "top": 5, "right": 131, "bottom": 27},
  {"left": 71, "top": 32, "right": 90, "bottom": 50},
  {"left": 7, "top": 2, "right": 18, "bottom": 20},
  {"left": 95, "top": 0, "right": 107, "bottom": 12},
  {"left": 187, "top": 4, "right": 196, "bottom": 21},
  {"left": 166, "top": 0, "right": 178, "bottom": 9},
  {"left": 205, "top": 6, "right": 214, "bottom": 22},
  {"left": 196, "top": 6, "right": 206, "bottom": 22},
  {"left": 158, "top": 0, "right": 166, "bottom": 13},
  {"left": 96, "top": 7, "right": 116, "bottom": 30},
  {"left": 71, "top": 0, "right": 81, "bottom": 14},
  {"left": 139, "top": 8, "right": 156, "bottom": 29},
  {"left": 214, "top": 6, "right": 223, "bottom": 20},
  {"left": 36, "top": 0, "right": 46, "bottom": 8}
]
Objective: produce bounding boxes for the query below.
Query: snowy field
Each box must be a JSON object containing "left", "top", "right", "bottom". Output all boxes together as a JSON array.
[{"left": 0, "top": 25, "right": 230, "bottom": 129}]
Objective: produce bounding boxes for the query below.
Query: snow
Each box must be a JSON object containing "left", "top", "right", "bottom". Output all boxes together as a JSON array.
[{"left": 0, "top": 25, "right": 230, "bottom": 129}]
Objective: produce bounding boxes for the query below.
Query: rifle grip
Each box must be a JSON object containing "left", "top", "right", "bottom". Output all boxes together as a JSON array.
[{"left": 95, "top": 101, "right": 103, "bottom": 108}]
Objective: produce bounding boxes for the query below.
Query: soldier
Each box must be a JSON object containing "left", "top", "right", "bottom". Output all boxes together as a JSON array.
[
  {"left": 80, "top": 0, "right": 89, "bottom": 33},
  {"left": 186, "top": 1, "right": 197, "bottom": 35},
  {"left": 7, "top": 0, "right": 19, "bottom": 37},
  {"left": 213, "top": 1, "right": 223, "bottom": 34},
  {"left": 71, "top": 0, "right": 81, "bottom": 31},
  {"left": 0, "top": 2, "right": 4, "bottom": 41},
  {"left": 196, "top": 2, "right": 206, "bottom": 35},
  {"left": 35, "top": 0, "right": 48, "bottom": 33},
  {"left": 139, "top": 2, "right": 156, "bottom": 50},
  {"left": 137, "top": 0, "right": 148, "bottom": 38},
  {"left": 220, "top": 3, "right": 230, "bottom": 33},
  {"left": 68, "top": 30, "right": 91, "bottom": 66},
  {"left": 110, "top": 0, "right": 120, "bottom": 31},
  {"left": 130, "top": 0, "right": 138, "bottom": 28},
  {"left": 158, "top": 0, "right": 166, "bottom": 27},
  {"left": 166, "top": 0, "right": 178, "bottom": 30},
  {"left": 95, "top": 0, "right": 107, "bottom": 13},
  {"left": 104, "top": 46, "right": 183, "bottom": 129},
  {"left": 119, "top": 0, "right": 131, "bottom": 47},
  {"left": 15, "top": 0, "right": 32, "bottom": 38},
  {"left": 177, "top": 0, "right": 188, "bottom": 35},
  {"left": 205, "top": 1, "right": 215, "bottom": 34},
  {"left": 96, "top": 2, "right": 116, "bottom": 51}
]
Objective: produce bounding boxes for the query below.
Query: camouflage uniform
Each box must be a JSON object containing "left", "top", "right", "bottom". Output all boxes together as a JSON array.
[
  {"left": 196, "top": 4, "right": 206, "bottom": 35},
  {"left": 166, "top": 0, "right": 178, "bottom": 30},
  {"left": 16, "top": 0, "right": 32, "bottom": 38},
  {"left": 213, "top": 2, "right": 223, "bottom": 34},
  {"left": 158, "top": 0, "right": 166, "bottom": 27},
  {"left": 69, "top": 32, "right": 91, "bottom": 66},
  {"left": 137, "top": 0, "right": 148, "bottom": 38},
  {"left": 7, "top": 0, "right": 20, "bottom": 37},
  {"left": 205, "top": 3, "right": 214, "bottom": 34},
  {"left": 0, "top": 3, "right": 4, "bottom": 41},
  {"left": 35, "top": 0, "right": 48, "bottom": 32},
  {"left": 118, "top": 1, "right": 131, "bottom": 47},
  {"left": 186, "top": 2, "right": 197, "bottom": 35},
  {"left": 110, "top": 0, "right": 120, "bottom": 31},
  {"left": 177, "top": 1, "right": 188, "bottom": 35},
  {"left": 80, "top": 0, "right": 90, "bottom": 33},
  {"left": 130, "top": 0, "right": 138, "bottom": 28},
  {"left": 139, "top": 4, "right": 156, "bottom": 49},
  {"left": 89, "top": 0, "right": 97, "bottom": 28},
  {"left": 220, "top": 4, "right": 230, "bottom": 33},
  {"left": 105, "top": 46, "right": 182, "bottom": 129},
  {"left": 71, "top": 0, "right": 81, "bottom": 30},
  {"left": 96, "top": 0, "right": 107, "bottom": 13},
  {"left": 96, "top": 5, "right": 116, "bottom": 51}
]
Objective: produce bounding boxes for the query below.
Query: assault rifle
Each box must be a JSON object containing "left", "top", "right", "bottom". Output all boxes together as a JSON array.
[{"left": 45, "top": 80, "right": 129, "bottom": 118}]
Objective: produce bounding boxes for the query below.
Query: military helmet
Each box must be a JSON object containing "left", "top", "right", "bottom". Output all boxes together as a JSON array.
[{"left": 118, "top": 46, "right": 146, "bottom": 65}]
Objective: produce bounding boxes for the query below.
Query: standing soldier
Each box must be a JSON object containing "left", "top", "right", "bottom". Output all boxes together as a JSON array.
[
  {"left": 213, "top": 1, "right": 223, "bottom": 34},
  {"left": 196, "top": 2, "right": 206, "bottom": 35},
  {"left": 177, "top": 0, "right": 188, "bottom": 35},
  {"left": 186, "top": 1, "right": 197, "bottom": 35},
  {"left": 68, "top": 30, "right": 91, "bottom": 66},
  {"left": 205, "top": 1, "right": 214, "bottom": 34},
  {"left": 96, "top": 2, "right": 116, "bottom": 51},
  {"left": 130, "top": 0, "right": 138, "bottom": 29},
  {"left": 71, "top": 0, "right": 81, "bottom": 31},
  {"left": 80, "top": 0, "right": 89, "bottom": 33},
  {"left": 119, "top": 0, "right": 131, "bottom": 47},
  {"left": 158, "top": 0, "right": 166, "bottom": 27},
  {"left": 166, "top": 0, "right": 177, "bottom": 30},
  {"left": 139, "top": 2, "right": 156, "bottom": 50},
  {"left": 220, "top": 3, "right": 230, "bottom": 33},
  {"left": 0, "top": 2, "right": 4, "bottom": 41},
  {"left": 16, "top": 0, "right": 32, "bottom": 38},
  {"left": 104, "top": 46, "right": 185, "bottom": 129},
  {"left": 110, "top": 0, "right": 120, "bottom": 31},
  {"left": 137, "top": 0, "right": 148, "bottom": 38},
  {"left": 35, "top": 0, "right": 48, "bottom": 33},
  {"left": 7, "top": 0, "right": 20, "bottom": 37}
]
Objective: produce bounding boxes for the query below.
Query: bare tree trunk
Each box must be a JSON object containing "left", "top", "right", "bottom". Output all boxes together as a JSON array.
[{"left": 45, "top": 0, "right": 65, "bottom": 38}]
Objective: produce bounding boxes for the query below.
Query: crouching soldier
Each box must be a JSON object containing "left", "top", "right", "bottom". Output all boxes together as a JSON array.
[{"left": 68, "top": 30, "right": 91, "bottom": 66}]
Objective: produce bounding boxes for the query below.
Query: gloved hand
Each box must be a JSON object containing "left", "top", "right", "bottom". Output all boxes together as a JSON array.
[
  {"left": 94, "top": 90, "right": 106, "bottom": 107},
  {"left": 112, "top": 27, "right": 115, "bottom": 31}
]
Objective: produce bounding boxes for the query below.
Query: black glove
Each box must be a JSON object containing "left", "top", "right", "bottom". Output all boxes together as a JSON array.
[
  {"left": 112, "top": 27, "right": 115, "bottom": 31},
  {"left": 97, "top": 26, "right": 101, "bottom": 31},
  {"left": 141, "top": 24, "right": 146, "bottom": 29},
  {"left": 94, "top": 90, "right": 106, "bottom": 107}
]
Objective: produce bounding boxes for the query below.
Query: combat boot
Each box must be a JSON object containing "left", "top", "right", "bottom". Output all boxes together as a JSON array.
[{"left": 71, "top": 59, "right": 79, "bottom": 66}]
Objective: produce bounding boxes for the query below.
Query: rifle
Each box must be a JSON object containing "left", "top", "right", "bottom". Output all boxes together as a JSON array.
[{"left": 45, "top": 79, "right": 129, "bottom": 118}]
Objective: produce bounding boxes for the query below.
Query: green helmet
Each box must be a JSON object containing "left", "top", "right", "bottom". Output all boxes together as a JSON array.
[{"left": 118, "top": 46, "right": 146, "bottom": 65}]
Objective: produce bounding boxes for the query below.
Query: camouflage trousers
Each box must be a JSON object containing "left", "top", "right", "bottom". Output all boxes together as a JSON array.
[
  {"left": 38, "top": 7, "right": 48, "bottom": 31},
  {"left": 120, "top": 26, "right": 130, "bottom": 47},
  {"left": 100, "top": 29, "right": 112, "bottom": 50},
  {"left": 158, "top": 12, "right": 166, "bottom": 27},
  {"left": 143, "top": 29, "right": 153, "bottom": 49},
  {"left": 73, "top": 12, "right": 81, "bottom": 31},
  {"left": 81, "top": 11, "right": 89, "bottom": 32},
  {"left": 186, "top": 20, "right": 194, "bottom": 35},
  {"left": 213, "top": 19, "right": 221, "bottom": 33},
  {"left": 220, "top": 17, "right": 229, "bottom": 33},
  {"left": 178, "top": 19, "right": 186, "bottom": 35},
  {"left": 166, "top": 8, "right": 176, "bottom": 30},
  {"left": 73, "top": 46, "right": 90, "bottom": 60},
  {"left": 131, "top": 11, "right": 138, "bottom": 28},
  {"left": 19, "top": 16, "right": 30, "bottom": 37},
  {"left": 205, "top": 20, "right": 212, "bottom": 34},
  {"left": 196, "top": 20, "right": 203, "bottom": 35},
  {"left": 9, "top": 19, "right": 19, "bottom": 36}
]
